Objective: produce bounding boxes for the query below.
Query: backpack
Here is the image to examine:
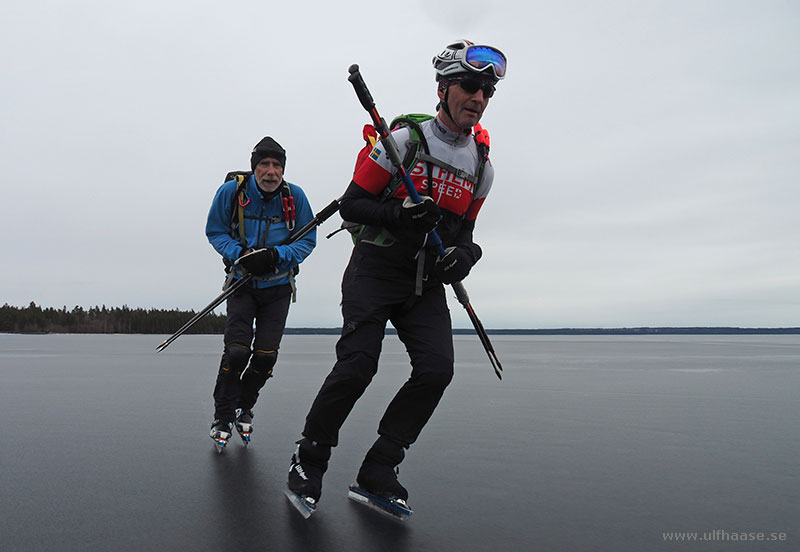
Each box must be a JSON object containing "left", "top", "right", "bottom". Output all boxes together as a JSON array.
[
  {"left": 343, "top": 115, "right": 491, "bottom": 244},
  {"left": 224, "top": 171, "right": 296, "bottom": 250},
  {"left": 353, "top": 124, "right": 378, "bottom": 174}
]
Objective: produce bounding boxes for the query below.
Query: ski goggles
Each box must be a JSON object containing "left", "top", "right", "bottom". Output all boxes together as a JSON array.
[
  {"left": 453, "top": 76, "right": 496, "bottom": 98},
  {"left": 463, "top": 45, "right": 507, "bottom": 80}
]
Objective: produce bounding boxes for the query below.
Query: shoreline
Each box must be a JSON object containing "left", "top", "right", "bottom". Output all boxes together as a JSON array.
[{"left": 5, "top": 327, "right": 800, "bottom": 336}]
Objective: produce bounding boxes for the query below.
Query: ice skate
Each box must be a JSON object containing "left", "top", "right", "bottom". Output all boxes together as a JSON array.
[
  {"left": 284, "top": 439, "right": 330, "bottom": 519},
  {"left": 209, "top": 420, "right": 233, "bottom": 453},
  {"left": 348, "top": 436, "right": 413, "bottom": 519},
  {"left": 347, "top": 484, "right": 413, "bottom": 520},
  {"left": 349, "top": 460, "right": 412, "bottom": 520},
  {"left": 234, "top": 408, "right": 253, "bottom": 446}
]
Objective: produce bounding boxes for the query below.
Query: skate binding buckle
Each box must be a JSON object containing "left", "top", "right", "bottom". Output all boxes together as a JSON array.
[{"left": 347, "top": 484, "right": 413, "bottom": 520}]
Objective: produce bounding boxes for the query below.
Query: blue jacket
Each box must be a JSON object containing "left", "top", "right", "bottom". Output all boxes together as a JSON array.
[{"left": 205, "top": 174, "right": 316, "bottom": 289}]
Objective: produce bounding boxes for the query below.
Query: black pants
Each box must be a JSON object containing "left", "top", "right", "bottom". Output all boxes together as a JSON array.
[
  {"left": 213, "top": 283, "right": 291, "bottom": 423},
  {"left": 302, "top": 254, "right": 455, "bottom": 449}
]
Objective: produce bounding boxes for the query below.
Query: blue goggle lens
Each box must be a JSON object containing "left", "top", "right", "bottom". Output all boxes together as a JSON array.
[{"left": 465, "top": 46, "right": 506, "bottom": 78}]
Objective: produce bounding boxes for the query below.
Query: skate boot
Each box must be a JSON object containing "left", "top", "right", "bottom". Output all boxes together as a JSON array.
[
  {"left": 284, "top": 438, "right": 330, "bottom": 519},
  {"left": 209, "top": 420, "right": 233, "bottom": 453},
  {"left": 234, "top": 408, "right": 254, "bottom": 446},
  {"left": 348, "top": 436, "right": 413, "bottom": 519}
]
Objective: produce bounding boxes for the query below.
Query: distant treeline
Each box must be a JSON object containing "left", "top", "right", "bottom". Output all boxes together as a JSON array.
[
  {"left": 2, "top": 302, "right": 797, "bottom": 335},
  {"left": 0, "top": 302, "right": 226, "bottom": 334}
]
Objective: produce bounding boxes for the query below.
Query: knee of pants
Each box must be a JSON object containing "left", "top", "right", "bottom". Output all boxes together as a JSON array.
[
  {"left": 334, "top": 349, "right": 380, "bottom": 390},
  {"left": 412, "top": 364, "right": 454, "bottom": 391},
  {"left": 249, "top": 349, "right": 278, "bottom": 381},
  {"left": 219, "top": 343, "right": 251, "bottom": 377}
]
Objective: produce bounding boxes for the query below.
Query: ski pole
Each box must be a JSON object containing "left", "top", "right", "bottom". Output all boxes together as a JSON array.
[
  {"left": 347, "top": 64, "right": 503, "bottom": 379},
  {"left": 155, "top": 274, "right": 251, "bottom": 353},
  {"left": 451, "top": 281, "right": 503, "bottom": 378},
  {"left": 156, "top": 198, "right": 341, "bottom": 352}
]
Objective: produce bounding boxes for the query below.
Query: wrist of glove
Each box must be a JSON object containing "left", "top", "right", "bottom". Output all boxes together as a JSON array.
[
  {"left": 235, "top": 247, "right": 280, "bottom": 276},
  {"left": 396, "top": 196, "right": 441, "bottom": 234},
  {"left": 433, "top": 244, "right": 482, "bottom": 284}
]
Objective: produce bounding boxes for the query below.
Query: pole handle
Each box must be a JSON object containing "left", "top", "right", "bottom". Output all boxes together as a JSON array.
[
  {"left": 348, "top": 65, "right": 375, "bottom": 112},
  {"left": 315, "top": 199, "right": 341, "bottom": 226}
]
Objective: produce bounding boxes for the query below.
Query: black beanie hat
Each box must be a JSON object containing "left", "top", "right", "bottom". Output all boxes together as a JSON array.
[{"left": 250, "top": 136, "right": 286, "bottom": 171}]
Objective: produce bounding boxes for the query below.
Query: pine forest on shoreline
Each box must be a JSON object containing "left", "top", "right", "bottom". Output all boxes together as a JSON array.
[{"left": 2, "top": 302, "right": 798, "bottom": 336}]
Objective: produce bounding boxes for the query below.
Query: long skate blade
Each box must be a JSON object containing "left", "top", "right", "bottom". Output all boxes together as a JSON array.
[
  {"left": 284, "top": 487, "right": 315, "bottom": 519},
  {"left": 347, "top": 485, "right": 413, "bottom": 520},
  {"left": 212, "top": 438, "right": 228, "bottom": 453}
]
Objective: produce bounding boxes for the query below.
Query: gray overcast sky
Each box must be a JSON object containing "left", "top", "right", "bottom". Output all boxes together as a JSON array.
[{"left": 2, "top": 1, "right": 798, "bottom": 328}]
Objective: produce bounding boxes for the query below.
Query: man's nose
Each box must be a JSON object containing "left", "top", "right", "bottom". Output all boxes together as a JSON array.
[{"left": 472, "top": 89, "right": 488, "bottom": 102}]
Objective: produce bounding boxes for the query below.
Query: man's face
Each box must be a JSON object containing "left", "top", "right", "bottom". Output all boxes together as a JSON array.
[
  {"left": 438, "top": 79, "right": 491, "bottom": 131},
  {"left": 254, "top": 157, "right": 284, "bottom": 193}
]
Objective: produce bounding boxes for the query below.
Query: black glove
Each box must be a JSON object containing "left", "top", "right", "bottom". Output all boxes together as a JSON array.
[
  {"left": 433, "top": 244, "right": 482, "bottom": 284},
  {"left": 397, "top": 196, "right": 441, "bottom": 234},
  {"left": 235, "top": 247, "right": 279, "bottom": 276}
]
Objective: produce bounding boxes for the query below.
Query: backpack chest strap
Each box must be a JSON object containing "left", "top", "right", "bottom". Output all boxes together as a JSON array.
[{"left": 416, "top": 151, "right": 477, "bottom": 184}]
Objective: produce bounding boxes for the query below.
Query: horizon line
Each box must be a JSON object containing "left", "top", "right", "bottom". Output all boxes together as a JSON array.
[{"left": 282, "top": 327, "right": 800, "bottom": 335}]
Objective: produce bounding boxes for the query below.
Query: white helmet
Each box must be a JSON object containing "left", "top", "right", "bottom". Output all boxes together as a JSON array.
[{"left": 432, "top": 40, "right": 507, "bottom": 82}]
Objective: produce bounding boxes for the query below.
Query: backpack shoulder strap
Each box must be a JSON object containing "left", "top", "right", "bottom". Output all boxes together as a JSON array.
[
  {"left": 473, "top": 123, "right": 491, "bottom": 187},
  {"left": 385, "top": 114, "right": 435, "bottom": 199},
  {"left": 279, "top": 181, "right": 295, "bottom": 231},
  {"left": 226, "top": 172, "right": 250, "bottom": 248}
]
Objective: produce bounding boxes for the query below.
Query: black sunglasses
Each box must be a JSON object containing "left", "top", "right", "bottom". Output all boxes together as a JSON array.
[{"left": 456, "top": 77, "right": 496, "bottom": 98}]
